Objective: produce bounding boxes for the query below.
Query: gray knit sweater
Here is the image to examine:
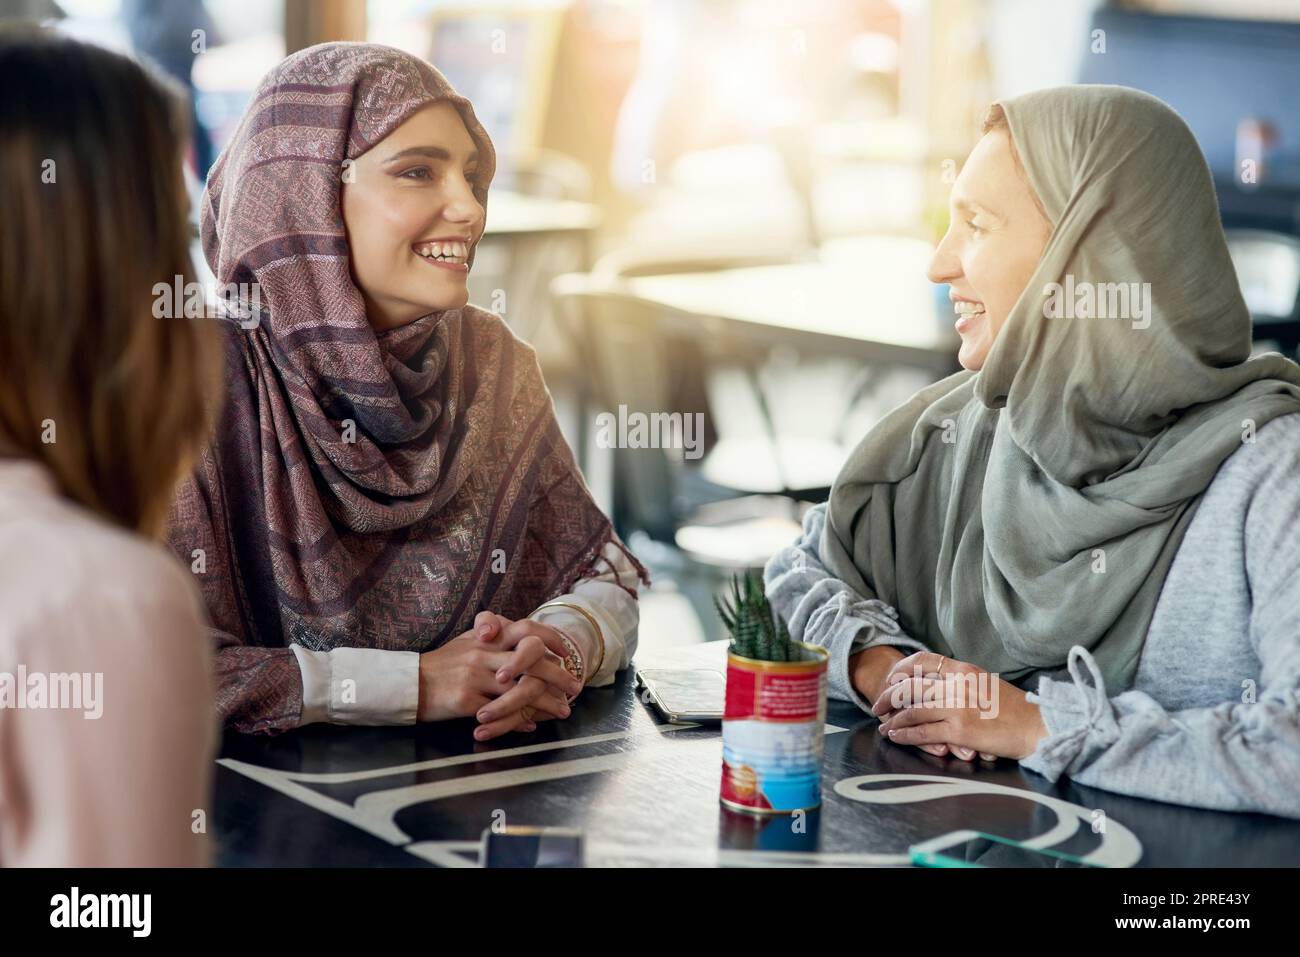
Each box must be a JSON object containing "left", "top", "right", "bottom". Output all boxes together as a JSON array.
[{"left": 764, "top": 413, "right": 1300, "bottom": 820}]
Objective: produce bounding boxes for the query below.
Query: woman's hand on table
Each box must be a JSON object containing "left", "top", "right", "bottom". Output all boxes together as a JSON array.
[
  {"left": 472, "top": 614, "right": 592, "bottom": 739},
  {"left": 416, "top": 612, "right": 583, "bottom": 739},
  {"left": 870, "top": 651, "right": 1047, "bottom": 761},
  {"left": 850, "top": 644, "right": 957, "bottom": 760}
]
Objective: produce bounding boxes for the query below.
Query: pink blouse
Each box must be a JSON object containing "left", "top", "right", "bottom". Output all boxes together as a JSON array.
[{"left": 0, "top": 459, "right": 214, "bottom": 866}]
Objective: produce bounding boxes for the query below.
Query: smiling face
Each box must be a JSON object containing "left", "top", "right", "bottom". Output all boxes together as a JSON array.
[
  {"left": 341, "top": 101, "right": 484, "bottom": 332},
  {"left": 927, "top": 126, "right": 1053, "bottom": 370}
]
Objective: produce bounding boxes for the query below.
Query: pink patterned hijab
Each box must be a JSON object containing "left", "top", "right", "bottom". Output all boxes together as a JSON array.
[{"left": 168, "top": 42, "right": 645, "bottom": 733}]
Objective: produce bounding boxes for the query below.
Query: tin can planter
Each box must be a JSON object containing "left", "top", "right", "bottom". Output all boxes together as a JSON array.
[{"left": 720, "top": 642, "right": 828, "bottom": 815}]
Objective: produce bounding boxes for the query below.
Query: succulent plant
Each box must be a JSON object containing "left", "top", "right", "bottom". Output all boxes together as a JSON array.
[{"left": 714, "top": 572, "right": 802, "bottom": 662}]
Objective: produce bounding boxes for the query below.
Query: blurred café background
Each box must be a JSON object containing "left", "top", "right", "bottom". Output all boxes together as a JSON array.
[{"left": 10, "top": 0, "right": 1300, "bottom": 644}]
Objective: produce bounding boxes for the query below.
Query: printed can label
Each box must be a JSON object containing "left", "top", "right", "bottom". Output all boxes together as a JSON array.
[{"left": 720, "top": 646, "right": 827, "bottom": 814}]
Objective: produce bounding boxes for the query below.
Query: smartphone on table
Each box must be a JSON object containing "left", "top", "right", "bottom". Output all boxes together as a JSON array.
[
  {"left": 480, "top": 826, "right": 584, "bottom": 868},
  {"left": 634, "top": 668, "right": 725, "bottom": 724},
  {"left": 910, "top": 829, "right": 1102, "bottom": 868}
]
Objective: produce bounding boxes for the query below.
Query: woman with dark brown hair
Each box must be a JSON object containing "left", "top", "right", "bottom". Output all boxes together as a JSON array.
[{"left": 0, "top": 26, "right": 222, "bottom": 865}]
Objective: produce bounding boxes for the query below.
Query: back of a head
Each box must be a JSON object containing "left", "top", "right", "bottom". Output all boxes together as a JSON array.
[{"left": 0, "top": 25, "right": 221, "bottom": 537}]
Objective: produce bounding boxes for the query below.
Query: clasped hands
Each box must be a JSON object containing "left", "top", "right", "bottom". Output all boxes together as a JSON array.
[
  {"left": 417, "top": 611, "right": 589, "bottom": 742},
  {"left": 850, "top": 646, "right": 1049, "bottom": 762}
]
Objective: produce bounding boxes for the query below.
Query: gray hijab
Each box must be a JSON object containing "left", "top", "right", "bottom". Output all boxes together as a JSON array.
[{"left": 820, "top": 85, "right": 1300, "bottom": 691}]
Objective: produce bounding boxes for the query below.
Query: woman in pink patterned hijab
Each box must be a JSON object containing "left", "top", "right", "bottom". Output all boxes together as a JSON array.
[{"left": 169, "top": 42, "right": 647, "bottom": 738}]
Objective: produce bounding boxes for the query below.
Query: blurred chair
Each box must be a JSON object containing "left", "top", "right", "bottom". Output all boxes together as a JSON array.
[
  {"left": 550, "top": 268, "right": 808, "bottom": 584},
  {"left": 1225, "top": 229, "right": 1300, "bottom": 358},
  {"left": 469, "top": 150, "right": 597, "bottom": 371},
  {"left": 586, "top": 245, "right": 847, "bottom": 501},
  {"left": 552, "top": 246, "right": 945, "bottom": 639},
  {"left": 510, "top": 148, "right": 593, "bottom": 202}
]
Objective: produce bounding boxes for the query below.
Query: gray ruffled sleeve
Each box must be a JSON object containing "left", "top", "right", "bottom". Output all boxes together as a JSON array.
[
  {"left": 764, "top": 502, "right": 928, "bottom": 713},
  {"left": 1021, "top": 418, "right": 1300, "bottom": 821},
  {"left": 1022, "top": 644, "right": 1300, "bottom": 820},
  {"left": 1020, "top": 646, "right": 1121, "bottom": 779}
]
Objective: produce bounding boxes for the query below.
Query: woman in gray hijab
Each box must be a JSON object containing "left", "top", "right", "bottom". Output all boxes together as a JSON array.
[{"left": 766, "top": 85, "right": 1300, "bottom": 819}]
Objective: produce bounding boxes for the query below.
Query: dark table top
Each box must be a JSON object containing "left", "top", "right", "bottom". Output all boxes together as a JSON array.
[{"left": 213, "top": 644, "right": 1300, "bottom": 868}]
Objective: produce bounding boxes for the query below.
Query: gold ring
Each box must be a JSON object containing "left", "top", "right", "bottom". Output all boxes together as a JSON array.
[
  {"left": 520, "top": 705, "right": 536, "bottom": 722},
  {"left": 936, "top": 656, "right": 946, "bottom": 675}
]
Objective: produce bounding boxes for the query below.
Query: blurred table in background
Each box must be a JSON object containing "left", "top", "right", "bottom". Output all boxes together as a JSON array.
[
  {"left": 484, "top": 189, "right": 602, "bottom": 239},
  {"left": 471, "top": 189, "right": 603, "bottom": 349},
  {"left": 619, "top": 235, "right": 958, "bottom": 377}
]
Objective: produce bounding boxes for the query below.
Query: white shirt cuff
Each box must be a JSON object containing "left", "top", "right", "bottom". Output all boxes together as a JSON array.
[{"left": 291, "top": 645, "right": 420, "bottom": 726}]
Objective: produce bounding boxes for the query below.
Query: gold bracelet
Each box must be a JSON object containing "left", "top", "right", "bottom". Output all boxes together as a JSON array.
[
  {"left": 533, "top": 600, "right": 606, "bottom": 681},
  {"left": 549, "top": 627, "right": 586, "bottom": 695}
]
